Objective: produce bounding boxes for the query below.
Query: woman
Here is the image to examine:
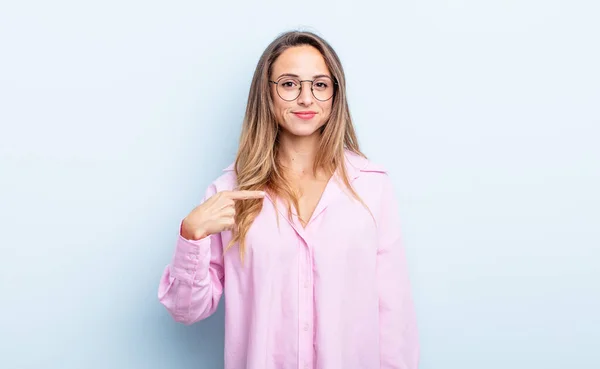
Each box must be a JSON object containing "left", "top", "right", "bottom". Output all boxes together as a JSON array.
[{"left": 158, "top": 30, "right": 419, "bottom": 369}]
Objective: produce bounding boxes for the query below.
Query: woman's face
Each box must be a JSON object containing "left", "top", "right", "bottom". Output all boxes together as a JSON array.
[{"left": 269, "top": 45, "right": 334, "bottom": 138}]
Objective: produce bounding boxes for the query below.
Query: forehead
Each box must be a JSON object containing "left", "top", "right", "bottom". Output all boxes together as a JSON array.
[{"left": 271, "top": 45, "right": 330, "bottom": 78}]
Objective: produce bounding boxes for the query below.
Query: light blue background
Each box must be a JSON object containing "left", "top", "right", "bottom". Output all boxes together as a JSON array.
[{"left": 1, "top": 1, "right": 598, "bottom": 368}]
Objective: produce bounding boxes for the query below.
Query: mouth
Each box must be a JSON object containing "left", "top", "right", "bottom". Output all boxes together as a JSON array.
[{"left": 292, "top": 111, "right": 317, "bottom": 120}]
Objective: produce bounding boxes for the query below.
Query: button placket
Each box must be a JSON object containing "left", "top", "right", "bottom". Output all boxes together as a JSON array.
[{"left": 297, "top": 238, "right": 314, "bottom": 369}]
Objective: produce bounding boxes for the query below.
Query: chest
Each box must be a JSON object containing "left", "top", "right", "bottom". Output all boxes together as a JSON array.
[
  {"left": 294, "top": 177, "right": 329, "bottom": 227},
  {"left": 229, "top": 189, "right": 379, "bottom": 270},
  {"left": 221, "top": 177, "right": 382, "bottom": 271}
]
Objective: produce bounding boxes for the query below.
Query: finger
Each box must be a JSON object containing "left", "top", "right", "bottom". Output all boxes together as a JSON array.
[
  {"left": 215, "top": 200, "right": 234, "bottom": 213},
  {"left": 227, "top": 190, "right": 266, "bottom": 200},
  {"left": 222, "top": 218, "right": 236, "bottom": 230},
  {"left": 221, "top": 207, "right": 235, "bottom": 218}
]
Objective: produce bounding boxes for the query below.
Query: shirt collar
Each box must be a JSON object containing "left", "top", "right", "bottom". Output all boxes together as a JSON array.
[{"left": 344, "top": 150, "right": 387, "bottom": 180}]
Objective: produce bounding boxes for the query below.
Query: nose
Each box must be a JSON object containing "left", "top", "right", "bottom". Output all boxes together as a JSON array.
[{"left": 297, "top": 81, "right": 314, "bottom": 106}]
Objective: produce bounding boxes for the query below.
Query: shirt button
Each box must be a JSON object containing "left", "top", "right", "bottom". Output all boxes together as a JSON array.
[
  {"left": 304, "top": 323, "right": 309, "bottom": 331},
  {"left": 304, "top": 281, "right": 309, "bottom": 288}
]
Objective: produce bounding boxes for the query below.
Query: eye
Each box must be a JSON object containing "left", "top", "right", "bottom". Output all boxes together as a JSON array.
[
  {"left": 313, "top": 80, "right": 331, "bottom": 91},
  {"left": 279, "top": 79, "right": 299, "bottom": 89}
]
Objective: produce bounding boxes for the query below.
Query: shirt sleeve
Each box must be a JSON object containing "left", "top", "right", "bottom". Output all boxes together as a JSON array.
[
  {"left": 157, "top": 183, "right": 225, "bottom": 325},
  {"left": 377, "top": 174, "right": 420, "bottom": 368}
]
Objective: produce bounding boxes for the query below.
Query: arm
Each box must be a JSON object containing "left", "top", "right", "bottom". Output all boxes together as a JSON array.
[
  {"left": 377, "top": 175, "right": 419, "bottom": 368},
  {"left": 157, "top": 184, "right": 225, "bottom": 325}
]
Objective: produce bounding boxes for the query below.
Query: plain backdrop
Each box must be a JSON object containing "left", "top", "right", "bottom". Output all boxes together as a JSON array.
[{"left": 1, "top": 1, "right": 598, "bottom": 368}]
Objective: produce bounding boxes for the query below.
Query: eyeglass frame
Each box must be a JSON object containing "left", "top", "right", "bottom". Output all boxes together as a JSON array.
[{"left": 268, "top": 75, "right": 338, "bottom": 102}]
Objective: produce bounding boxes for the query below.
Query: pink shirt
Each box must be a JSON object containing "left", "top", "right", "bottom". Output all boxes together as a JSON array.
[{"left": 158, "top": 151, "right": 419, "bottom": 369}]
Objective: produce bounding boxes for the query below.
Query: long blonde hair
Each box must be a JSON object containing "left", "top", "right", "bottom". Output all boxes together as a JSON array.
[{"left": 228, "top": 30, "right": 366, "bottom": 261}]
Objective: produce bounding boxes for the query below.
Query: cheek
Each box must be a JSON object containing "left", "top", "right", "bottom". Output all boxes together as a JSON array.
[
  {"left": 320, "top": 102, "right": 333, "bottom": 120},
  {"left": 275, "top": 103, "right": 289, "bottom": 122},
  {"left": 270, "top": 94, "right": 287, "bottom": 122}
]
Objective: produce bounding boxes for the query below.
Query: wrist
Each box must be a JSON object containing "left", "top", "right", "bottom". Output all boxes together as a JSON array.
[
  {"left": 193, "top": 228, "right": 209, "bottom": 241},
  {"left": 180, "top": 220, "right": 206, "bottom": 241}
]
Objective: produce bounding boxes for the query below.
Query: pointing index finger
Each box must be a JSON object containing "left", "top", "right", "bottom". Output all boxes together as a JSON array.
[{"left": 228, "top": 190, "right": 266, "bottom": 200}]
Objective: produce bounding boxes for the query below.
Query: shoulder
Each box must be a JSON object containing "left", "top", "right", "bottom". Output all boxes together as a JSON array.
[
  {"left": 214, "top": 162, "right": 237, "bottom": 190},
  {"left": 211, "top": 152, "right": 391, "bottom": 191},
  {"left": 344, "top": 150, "right": 390, "bottom": 181},
  {"left": 343, "top": 150, "right": 396, "bottom": 206},
  {"left": 198, "top": 163, "right": 237, "bottom": 200}
]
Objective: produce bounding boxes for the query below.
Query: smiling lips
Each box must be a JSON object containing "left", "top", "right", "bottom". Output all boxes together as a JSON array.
[{"left": 293, "top": 111, "right": 317, "bottom": 120}]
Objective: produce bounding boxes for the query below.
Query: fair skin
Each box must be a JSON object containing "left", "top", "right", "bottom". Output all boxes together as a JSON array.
[
  {"left": 270, "top": 45, "right": 334, "bottom": 226},
  {"left": 181, "top": 45, "right": 333, "bottom": 239}
]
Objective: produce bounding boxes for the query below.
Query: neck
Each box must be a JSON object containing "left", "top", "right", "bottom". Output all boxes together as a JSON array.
[{"left": 278, "top": 131, "right": 321, "bottom": 178}]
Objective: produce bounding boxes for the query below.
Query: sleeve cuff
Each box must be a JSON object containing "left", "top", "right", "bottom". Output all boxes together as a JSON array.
[{"left": 169, "top": 233, "right": 211, "bottom": 281}]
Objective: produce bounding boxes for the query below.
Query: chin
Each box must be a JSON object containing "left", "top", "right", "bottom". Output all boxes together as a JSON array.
[
  {"left": 281, "top": 117, "right": 326, "bottom": 137},
  {"left": 285, "top": 123, "right": 323, "bottom": 137}
]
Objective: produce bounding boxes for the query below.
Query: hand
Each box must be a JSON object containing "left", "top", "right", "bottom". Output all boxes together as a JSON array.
[{"left": 180, "top": 190, "right": 265, "bottom": 240}]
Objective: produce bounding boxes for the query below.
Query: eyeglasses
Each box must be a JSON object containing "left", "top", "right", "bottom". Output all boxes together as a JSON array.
[{"left": 269, "top": 75, "right": 337, "bottom": 102}]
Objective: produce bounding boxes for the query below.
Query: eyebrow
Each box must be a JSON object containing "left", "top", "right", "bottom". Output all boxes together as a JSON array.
[{"left": 276, "top": 73, "right": 332, "bottom": 79}]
